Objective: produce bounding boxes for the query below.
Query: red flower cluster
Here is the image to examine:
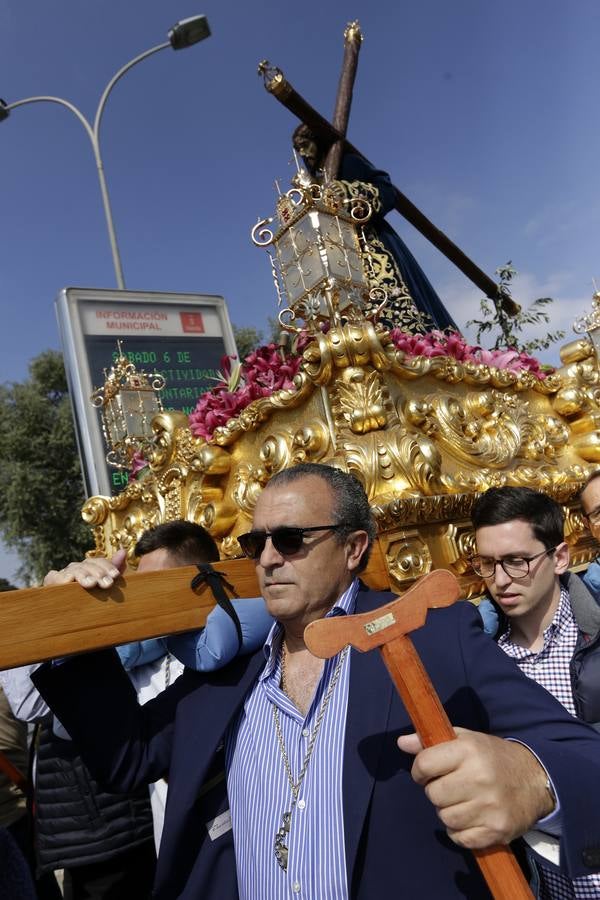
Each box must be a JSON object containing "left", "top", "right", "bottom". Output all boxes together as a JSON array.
[{"left": 189, "top": 336, "right": 311, "bottom": 440}]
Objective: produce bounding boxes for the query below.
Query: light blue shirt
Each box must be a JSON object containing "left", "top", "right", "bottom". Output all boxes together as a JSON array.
[
  {"left": 117, "top": 598, "right": 273, "bottom": 671},
  {"left": 226, "top": 580, "right": 358, "bottom": 900}
]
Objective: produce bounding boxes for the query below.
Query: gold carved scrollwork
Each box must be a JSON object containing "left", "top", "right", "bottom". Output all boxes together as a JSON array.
[
  {"left": 148, "top": 412, "right": 190, "bottom": 469},
  {"left": 82, "top": 497, "right": 113, "bottom": 559},
  {"left": 570, "top": 412, "right": 600, "bottom": 436},
  {"left": 230, "top": 429, "right": 310, "bottom": 518},
  {"left": 520, "top": 415, "right": 569, "bottom": 461},
  {"left": 403, "top": 397, "right": 437, "bottom": 436},
  {"left": 232, "top": 464, "right": 273, "bottom": 518},
  {"left": 302, "top": 321, "right": 391, "bottom": 385},
  {"left": 193, "top": 443, "right": 232, "bottom": 475},
  {"left": 82, "top": 478, "right": 162, "bottom": 556},
  {"left": 505, "top": 465, "right": 571, "bottom": 490},
  {"left": 339, "top": 428, "right": 443, "bottom": 499},
  {"left": 211, "top": 374, "right": 315, "bottom": 445},
  {"left": 290, "top": 420, "right": 332, "bottom": 462},
  {"left": 116, "top": 508, "right": 163, "bottom": 558},
  {"left": 156, "top": 466, "right": 185, "bottom": 521},
  {"left": 373, "top": 493, "right": 475, "bottom": 531},
  {"left": 82, "top": 496, "right": 111, "bottom": 528},
  {"left": 408, "top": 390, "right": 532, "bottom": 468},
  {"left": 219, "top": 534, "right": 249, "bottom": 560},
  {"left": 387, "top": 351, "right": 563, "bottom": 395},
  {"left": 199, "top": 501, "right": 240, "bottom": 538},
  {"left": 384, "top": 532, "right": 432, "bottom": 587},
  {"left": 553, "top": 371, "right": 600, "bottom": 461},
  {"left": 436, "top": 522, "right": 478, "bottom": 574},
  {"left": 442, "top": 468, "right": 507, "bottom": 493},
  {"left": 560, "top": 338, "right": 594, "bottom": 366},
  {"left": 552, "top": 386, "right": 590, "bottom": 418},
  {"left": 331, "top": 367, "right": 390, "bottom": 434},
  {"left": 565, "top": 505, "right": 599, "bottom": 569},
  {"left": 259, "top": 432, "right": 292, "bottom": 476},
  {"left": 185, "top": 481, "right": 223, "bottom": 523},
  {"left": 571, "top": 433, "right": 600, "bottom": 463},
  {"left": 570, "top": 360, "right": 600, "bottom": 387}
]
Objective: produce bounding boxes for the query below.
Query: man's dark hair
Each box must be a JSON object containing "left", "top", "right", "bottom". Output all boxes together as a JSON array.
[
  {"left": 135, "top": 520, "right": 219, "bottom": 565},
  {"left": 471, "top": 486, "right": 564, "bottom": 549},
  {"left": 264, "top": 463, "right": 377, "bottom": 572}
]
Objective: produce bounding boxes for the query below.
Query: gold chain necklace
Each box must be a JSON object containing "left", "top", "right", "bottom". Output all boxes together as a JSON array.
[{"left": 273, "top": 643, "right": 349, "bottom": 872}]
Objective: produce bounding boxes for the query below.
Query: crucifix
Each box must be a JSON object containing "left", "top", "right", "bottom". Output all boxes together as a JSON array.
[{"left": 258, "top": 22, "right": 520, "bottom": 317}]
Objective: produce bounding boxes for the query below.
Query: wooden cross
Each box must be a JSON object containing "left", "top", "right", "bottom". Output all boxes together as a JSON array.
[{"left": 258, "top": 25, "right": 519, "bottom": 316}]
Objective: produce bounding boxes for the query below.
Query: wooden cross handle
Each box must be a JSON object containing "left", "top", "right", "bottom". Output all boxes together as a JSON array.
[
  {"left": 383, "top": 634, "right": 533, "bottom": 899},
  {"left": 304, "top": 571, "right": 534, "bottom": 900},
  {"left": 304, "top": 570, "right": 461, "bottom": 658}
]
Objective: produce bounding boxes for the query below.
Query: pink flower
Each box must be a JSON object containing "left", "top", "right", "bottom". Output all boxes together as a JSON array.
[
  {"left": 389, "top": 328, "right": 552, "bottom": 380},
  {"left": 130, "top": 450, "right": 149, "bottom": 477},
  {"left": 476, "top": 348, "right": 520, "bottom": 370},
  {"left": 189, "top": 334, "right": 310, "bottom": 439}
]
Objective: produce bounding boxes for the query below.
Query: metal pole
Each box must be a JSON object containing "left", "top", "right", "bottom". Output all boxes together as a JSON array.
[{"left": 5, "top": 41, "right": 170, "bottom": 291}]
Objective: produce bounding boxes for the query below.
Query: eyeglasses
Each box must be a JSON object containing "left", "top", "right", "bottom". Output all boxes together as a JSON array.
[
  {"left": 469, "top": 546, "right": 559, "bottom": 579},
  {"left": 237, "top": 524, "right": 347, "bottom": 560},
  {"left": 583, "top": 505, "right": 600, "bottom": 526}
]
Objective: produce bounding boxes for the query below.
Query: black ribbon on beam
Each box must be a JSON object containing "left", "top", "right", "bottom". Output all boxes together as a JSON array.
[{"left": 191, "top": 564, "right": 243, "bottom": 653}]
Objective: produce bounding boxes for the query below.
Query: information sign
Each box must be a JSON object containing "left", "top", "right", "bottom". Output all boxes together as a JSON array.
[{"left": 56, "top": 288, "right": 237, "bottom": 497}]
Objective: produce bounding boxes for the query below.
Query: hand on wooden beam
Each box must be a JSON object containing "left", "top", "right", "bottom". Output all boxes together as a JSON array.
[{"left": 44, "top": 550, "right": 126, "bottom": 590}]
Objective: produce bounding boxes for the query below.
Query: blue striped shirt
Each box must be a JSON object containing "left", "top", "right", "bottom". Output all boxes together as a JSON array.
[{"left": 226, "top": 580, "right": 358, "bottom": 900}]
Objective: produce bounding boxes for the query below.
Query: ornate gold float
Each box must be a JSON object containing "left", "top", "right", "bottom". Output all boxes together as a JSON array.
[{"left": 81, "top": 173, "right": 600, "bottom": 600}]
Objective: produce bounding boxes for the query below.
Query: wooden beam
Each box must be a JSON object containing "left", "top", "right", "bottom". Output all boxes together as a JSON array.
[
  {"left": 323, "top": 21, "right": 363, "bottom": 182},
  {"left": 0, "top": 543, "right": 391, "bottom": 669}
]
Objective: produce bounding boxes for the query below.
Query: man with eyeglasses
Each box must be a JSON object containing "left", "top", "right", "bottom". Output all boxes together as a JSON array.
[
  {"left": 30, "top": 465, "right": 600, "bottom": 899},
  {"left": 472, "top": 485, "right": 600, "bottom": 898}
]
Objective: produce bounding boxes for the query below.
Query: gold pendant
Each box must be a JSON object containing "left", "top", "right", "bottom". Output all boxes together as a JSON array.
[{"left": 274, "top": 810, "right": 291, "bottom": 871}]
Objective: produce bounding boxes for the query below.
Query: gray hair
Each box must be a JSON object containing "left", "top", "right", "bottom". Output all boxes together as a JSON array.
[{"left": 264, "top": 463, "right": 377, "bottom": 572}]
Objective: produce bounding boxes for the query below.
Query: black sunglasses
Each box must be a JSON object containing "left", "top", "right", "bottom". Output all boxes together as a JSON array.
[{"left": 237, "top": 524, "right": 348, "bottom": 560}]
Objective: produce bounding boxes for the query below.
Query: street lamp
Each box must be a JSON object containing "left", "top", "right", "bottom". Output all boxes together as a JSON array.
[{"left": 0, "top": 15, "right": 210, "bottom": 290}]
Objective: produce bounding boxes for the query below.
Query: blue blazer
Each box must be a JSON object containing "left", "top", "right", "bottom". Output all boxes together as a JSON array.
[{"left": 33, "top": 586, "right": 600, "bottom": 899}]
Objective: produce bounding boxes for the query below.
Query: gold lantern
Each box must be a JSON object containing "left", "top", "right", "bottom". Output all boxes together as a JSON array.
[
  {"left": 90, "top": 343, "right": 165, "bottom": 469},
  {"left": 573, "top": 290, "right": 600, "bottom": 359},
  {"left": 251, "top": 176, "right": 384, "bottom": 333}
]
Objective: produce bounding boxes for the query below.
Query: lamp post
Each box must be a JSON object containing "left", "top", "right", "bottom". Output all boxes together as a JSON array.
[{"left": 0, "top": 15, "right": 210, "bottom": 290}]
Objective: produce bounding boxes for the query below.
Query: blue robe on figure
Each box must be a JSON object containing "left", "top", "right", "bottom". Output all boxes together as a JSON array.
[{"left": 337, "top": 153, "right": 459, "bottom": 333}]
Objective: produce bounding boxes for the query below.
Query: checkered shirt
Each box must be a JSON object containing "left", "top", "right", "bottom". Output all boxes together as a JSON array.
[{"left": 499, "top": 587, "right": 600, "bottom": 898}]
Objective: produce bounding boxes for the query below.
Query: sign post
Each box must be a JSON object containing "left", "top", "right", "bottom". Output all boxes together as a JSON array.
[{"left": 56, "top": 287, "right": 237, "bottom": 497}]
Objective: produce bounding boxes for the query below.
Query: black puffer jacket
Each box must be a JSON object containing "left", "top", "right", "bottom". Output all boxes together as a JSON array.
[{"left": 35, "top": 726, "right": 154, "bottom": 872}]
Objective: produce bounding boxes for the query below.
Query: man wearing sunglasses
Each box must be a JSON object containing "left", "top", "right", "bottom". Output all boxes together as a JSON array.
[
  {"left": 31, "top": 464, "right": 600, "bottom": 899},
  {"left": 472, "top": 485, "right": 600, "bottom": 898}
]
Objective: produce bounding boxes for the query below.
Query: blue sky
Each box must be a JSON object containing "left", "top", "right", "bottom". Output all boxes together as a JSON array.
[{"left": 1, "top": 0, "right": 599, "bottom": 581}]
